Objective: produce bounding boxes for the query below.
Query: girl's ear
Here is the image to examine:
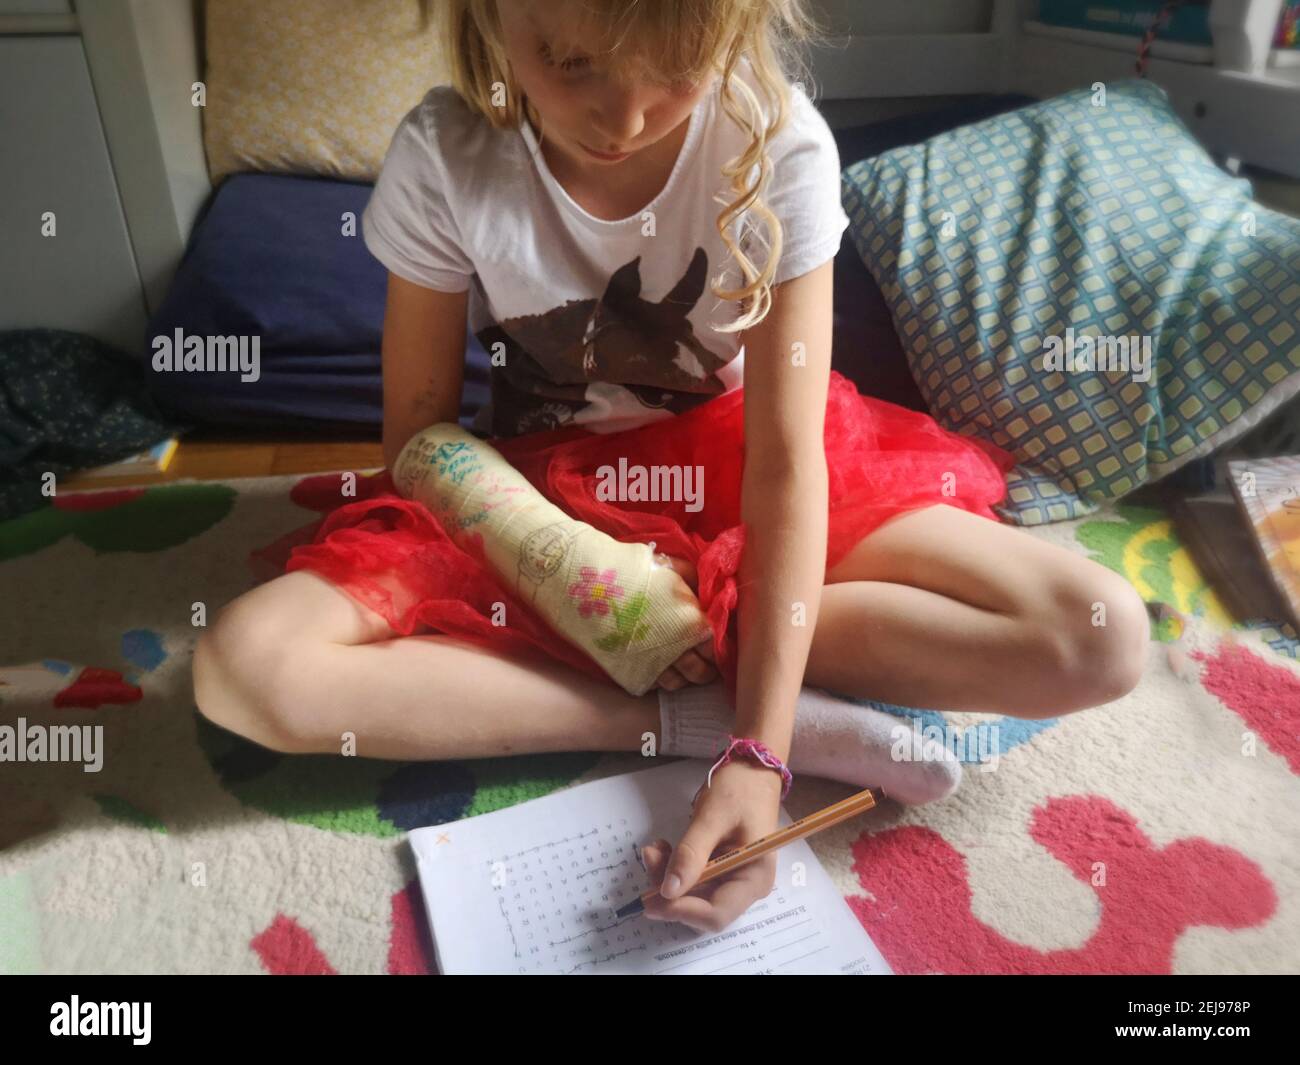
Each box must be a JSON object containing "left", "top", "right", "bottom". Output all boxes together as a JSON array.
[
  {"left": 662, "top": 247, "right": 708, "bottom": 312},
  {"left": 603, "top": 257, "right": 644, "bottom": 303}
]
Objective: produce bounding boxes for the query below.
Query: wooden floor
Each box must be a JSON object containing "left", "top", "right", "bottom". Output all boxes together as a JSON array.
[{"left": 60, "top": 429, "right": 385, "bottom": 492}]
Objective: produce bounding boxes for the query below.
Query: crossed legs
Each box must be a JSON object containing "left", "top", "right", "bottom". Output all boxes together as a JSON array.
[{"left": 193, "top": 504, "right": 1149, "bottom": 757}]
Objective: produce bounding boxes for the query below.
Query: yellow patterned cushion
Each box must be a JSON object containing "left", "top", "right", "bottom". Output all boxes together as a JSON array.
[{"left": 203, "top": 0, "right": 448, "bottom": 184}]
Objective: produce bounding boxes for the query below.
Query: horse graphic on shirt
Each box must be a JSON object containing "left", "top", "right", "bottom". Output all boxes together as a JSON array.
[{"left": 476, "top": 247, "right": 733, "bottom": 435}]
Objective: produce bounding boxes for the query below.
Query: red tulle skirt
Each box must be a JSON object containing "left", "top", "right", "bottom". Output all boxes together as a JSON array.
[{"left": 250, "top": 371, "right": 1017, "bottom": 688}]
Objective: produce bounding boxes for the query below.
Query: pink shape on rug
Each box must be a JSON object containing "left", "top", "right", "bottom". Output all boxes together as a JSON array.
[
  {"left": 288, "top": 470, "right": 392, "bottom": 513},
  {"left": 849, "top": 795, "right": 1276, "bottom": 974},
  {"left": 247, "top": 470, "right": 393, "bottom": 582},
  {"left": 51, "top": 488, "right": 147, "bottom": 512},
  {"left": 252, "top": 887, "right": 436, "bottom": 975},
  {"left": 1191, "top": 642, "right": 1300, "bottom": 775},
  {"left": 251, "top": 914, "right": 337, "bottom": 976},
  {"left": 388, "top": 880, "right": 437, "bottom": 975},
  {"left": 53, "top": 666, "right": 142, "bottom": 708}
]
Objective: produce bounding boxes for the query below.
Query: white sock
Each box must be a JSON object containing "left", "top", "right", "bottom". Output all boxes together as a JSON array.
[{"left": 658, "top": 682, "right": 962, "bottom": 805}]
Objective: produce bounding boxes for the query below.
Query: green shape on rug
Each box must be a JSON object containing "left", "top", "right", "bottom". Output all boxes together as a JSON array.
[
  {"left": 1075, "top": 505, "right": 1168, "bottom": 589},
  {"left": 1075, "top": 504, "right": 1219, "bottom": 630},
  {"left": 0, "top": 869, "right": 41, "bottom": 974},
  {"left": 196, "top": 715, "right": 397, "bottom": 836},
  {"left": 237, "top": 756, "right": 398, "bottom": 837},
  {"left": 217, "top": 749, "right": 596, "bottom": 837},
  {"left": 1077, "top": 502, "right": 1300, "bottom": 659},
  {"left": 94, "top": 794, "right": 167, "bottom": 833},
  {"left": 0, "top": 483, "right": 236, "bottom": 561},
  {"left": 196, "top": 711, "right": 598, "bottom": 837},
  {"left": 462, "top": 752, "right": 601, "bottom": 818}
]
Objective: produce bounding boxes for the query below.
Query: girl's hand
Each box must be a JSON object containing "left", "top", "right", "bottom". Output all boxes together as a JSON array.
[
  {"left": 639, "top": 759, "right": 782, "bottom": 934},
  {"left": 653, "top": 553, "right": 718, "bottom": 691}
]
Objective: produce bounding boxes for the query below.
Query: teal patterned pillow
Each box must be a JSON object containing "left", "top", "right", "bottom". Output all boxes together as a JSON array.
[{"left": 842, "top": 79, "right": 1300, "bottom": 525}]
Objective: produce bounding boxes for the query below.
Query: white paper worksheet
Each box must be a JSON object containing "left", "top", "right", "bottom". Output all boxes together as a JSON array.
[{"left": 409, "top": 759, "right": 892, "bottom": 975}]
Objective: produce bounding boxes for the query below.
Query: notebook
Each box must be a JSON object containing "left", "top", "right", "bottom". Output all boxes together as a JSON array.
[
  {"left": 72, "top": 438, "right": 179, "bottom": 483},
  {"left": 1168, "top": 488, "right": 1292, "bottom": 625},
  {"left": 409, "top": 759, "right": 892, "bottom": 975},
  {"left": 1228, "top": 454, "right": 1300, "bottom": 632}
]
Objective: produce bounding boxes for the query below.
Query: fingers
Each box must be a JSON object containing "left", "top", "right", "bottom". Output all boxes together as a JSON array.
[
  {"left": 656, "top": 553, "right": 699, "bottom": 592},
  {"left": 671, "top": 648, "right": 717, "bottom": 685},
  {"left": 639, "top": 842, "right": 775, "bottom": 935},
  {"left": 656, "top": 656, "right": 716, "bottom": 690},
  {"left": 640, "top": 840, "right": 669, "bottom": 880},
  {"left": 655, "top": 665, "right": 688, "bottom": 691},
  {"left": 659, "top": 814, "right": 718, "bottom": 901},
  {"left": 653, "top": 859, "right": 775, "bottom": 934},
  {"left": 652, "top": 553, "right": 713, "bottom": 692},
  {"left": 659, "top": 636, "right": 719, "bottom": 690}
]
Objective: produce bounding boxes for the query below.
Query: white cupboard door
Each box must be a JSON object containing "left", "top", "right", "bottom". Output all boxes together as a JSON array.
[{"left": 0, "top": 35, "right": 149, "bottom": 355}]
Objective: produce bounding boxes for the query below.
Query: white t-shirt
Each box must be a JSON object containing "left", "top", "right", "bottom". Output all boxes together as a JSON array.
[{"left": 363, "top": 64, "right": 850, "bottom": 437}]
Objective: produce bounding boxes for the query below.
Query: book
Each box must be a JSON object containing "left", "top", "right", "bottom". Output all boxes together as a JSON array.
[
  {"left": 409, "top": 759, "right": 892, "bottom": 975},
  {"left": 1227, "top": 454, "right": 1300, "bottom": 633},
  {"left": 72, "top": 438, "right": 179, "bottom": 483},
  {"left": 1168, "top": 488, "right": 1292, "bottom": 625},
  {"left": 1037, "top": 0, "right": 1213, "bottom": 45}
]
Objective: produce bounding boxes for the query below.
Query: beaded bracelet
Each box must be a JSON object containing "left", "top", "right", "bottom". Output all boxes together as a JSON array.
[{"left": 695, "top": 735, "right": 794, "bottom": 801}]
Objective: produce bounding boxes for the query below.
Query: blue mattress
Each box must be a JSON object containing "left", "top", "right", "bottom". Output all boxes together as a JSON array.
[
  {"left": 145, "top": 173, "right": 490, "bottom": 430},
  {"left": 143, "top": 94, "right": 1034, "bottom": 431}
]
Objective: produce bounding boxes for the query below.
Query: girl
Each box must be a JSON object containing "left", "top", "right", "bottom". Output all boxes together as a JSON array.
[{"left": 194, "top": 0, "right": 1149, "bottom": 935}]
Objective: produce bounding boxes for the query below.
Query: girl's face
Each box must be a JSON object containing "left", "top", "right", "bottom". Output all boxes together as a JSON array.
[{"left": 497, "top": 0, "right": 716, "bottom": 169}]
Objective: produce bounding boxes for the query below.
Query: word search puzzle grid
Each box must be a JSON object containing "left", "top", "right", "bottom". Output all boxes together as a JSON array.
[{"left": 412, "top": 761, "right": 891, "bottom": 975}]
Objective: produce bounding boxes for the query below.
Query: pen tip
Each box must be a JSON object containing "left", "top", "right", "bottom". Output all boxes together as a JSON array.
[{"left": 614, "top": 898, "right": 645, "bottom": 920}]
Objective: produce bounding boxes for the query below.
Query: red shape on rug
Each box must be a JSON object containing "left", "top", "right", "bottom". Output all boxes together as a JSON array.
[
  {"left": 251, "top": 887, "right": 436, "bottom": 975},
  {"left": 388, "top": 880, "right": 438, "bottom": 975},
  {"left": 849, "top": 795, "right": 1277, "bottom": 974},
  {"left": 53, "top": 667, "right": 142, "bottom": 708},
  {"left": 289, "top": 470, "right": 389, "bottom": 513},
  {"left": 1191, "top": 642, "right": 1300, "bottom": 775},
  {"left": 251, "top": 914, "right": 337, "bottom": 976},
  {"left": 247, "top": 471, "right": 393, "bottom": 582},
  {"left": 52, "top": 488, "right": 147, "bottom": 512}
]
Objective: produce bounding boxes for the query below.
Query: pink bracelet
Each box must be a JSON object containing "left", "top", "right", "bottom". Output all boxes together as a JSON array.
[{"left": 695, "top": 736, "right": 794, "bottom": 801}]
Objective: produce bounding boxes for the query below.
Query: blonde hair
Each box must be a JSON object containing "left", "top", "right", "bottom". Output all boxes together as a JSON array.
[{"left": 441, "top": 0, "right": 820, "bottom": 333}]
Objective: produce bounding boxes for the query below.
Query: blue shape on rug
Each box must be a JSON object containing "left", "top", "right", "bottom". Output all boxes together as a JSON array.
[
  {"left": 857, "top": 699, "right": 1059, "bottom": 764},
  {"left": 378, "top": 761, "right": 477, "bottom": 830},
  {"left": 122, "top": 629, "right": 167, "bottom": 671}
]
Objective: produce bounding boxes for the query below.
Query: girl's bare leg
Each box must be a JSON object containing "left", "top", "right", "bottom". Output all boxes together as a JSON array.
[
  {"left": 804, "top": 503, "right": 1150, "bottom": 718},
  {"left": 193, "top": 570, "right": 658, "bottom": 758},
  {"left": 194, "top": 504, "right": 1148, "bottom": 757}
]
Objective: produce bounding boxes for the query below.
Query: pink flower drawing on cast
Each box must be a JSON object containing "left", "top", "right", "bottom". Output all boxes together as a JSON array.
[{"left": 568, "top": 566, "right": 625, "bottom": 618}]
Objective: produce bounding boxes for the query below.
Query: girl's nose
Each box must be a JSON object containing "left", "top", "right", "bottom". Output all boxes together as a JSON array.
[{"left": 590, "top": 81, "right": 647, "bottom": 148}]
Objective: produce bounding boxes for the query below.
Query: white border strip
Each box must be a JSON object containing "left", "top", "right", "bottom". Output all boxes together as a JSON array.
[
  {"left": 0, "top": 13, "right": 78, "bottom": 32},
  {"left": 1015, "top": 27, "right": 1300, "bottom": 178},
  {"left": 807, "top": 33, "right": 1008, "bottom": 99}
]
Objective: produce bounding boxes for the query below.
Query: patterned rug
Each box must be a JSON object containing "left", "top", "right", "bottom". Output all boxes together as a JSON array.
[{"left": 2, "top": 471, "right": 1297, "bottom": 974}]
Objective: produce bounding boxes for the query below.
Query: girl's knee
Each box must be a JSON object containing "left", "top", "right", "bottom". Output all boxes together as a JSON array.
[
  {"left": 192, "top": 596, "right": 306, "bottom": 752},
  {"left": 1045, "top": 565, "right": 1149, "bottom": 711}
]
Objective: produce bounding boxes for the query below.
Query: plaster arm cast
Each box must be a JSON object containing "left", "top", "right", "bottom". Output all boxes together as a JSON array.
[{"left": 393, "top": 423, "right": 712, "bottom": 696}]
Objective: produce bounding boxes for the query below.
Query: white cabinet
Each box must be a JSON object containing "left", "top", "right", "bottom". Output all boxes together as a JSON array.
[
  {"left": 0, "top": 35, "right": 149, "bottom": 354},
  {"left": 0, "top": 2, "right": 73, "bottom": 13}
]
